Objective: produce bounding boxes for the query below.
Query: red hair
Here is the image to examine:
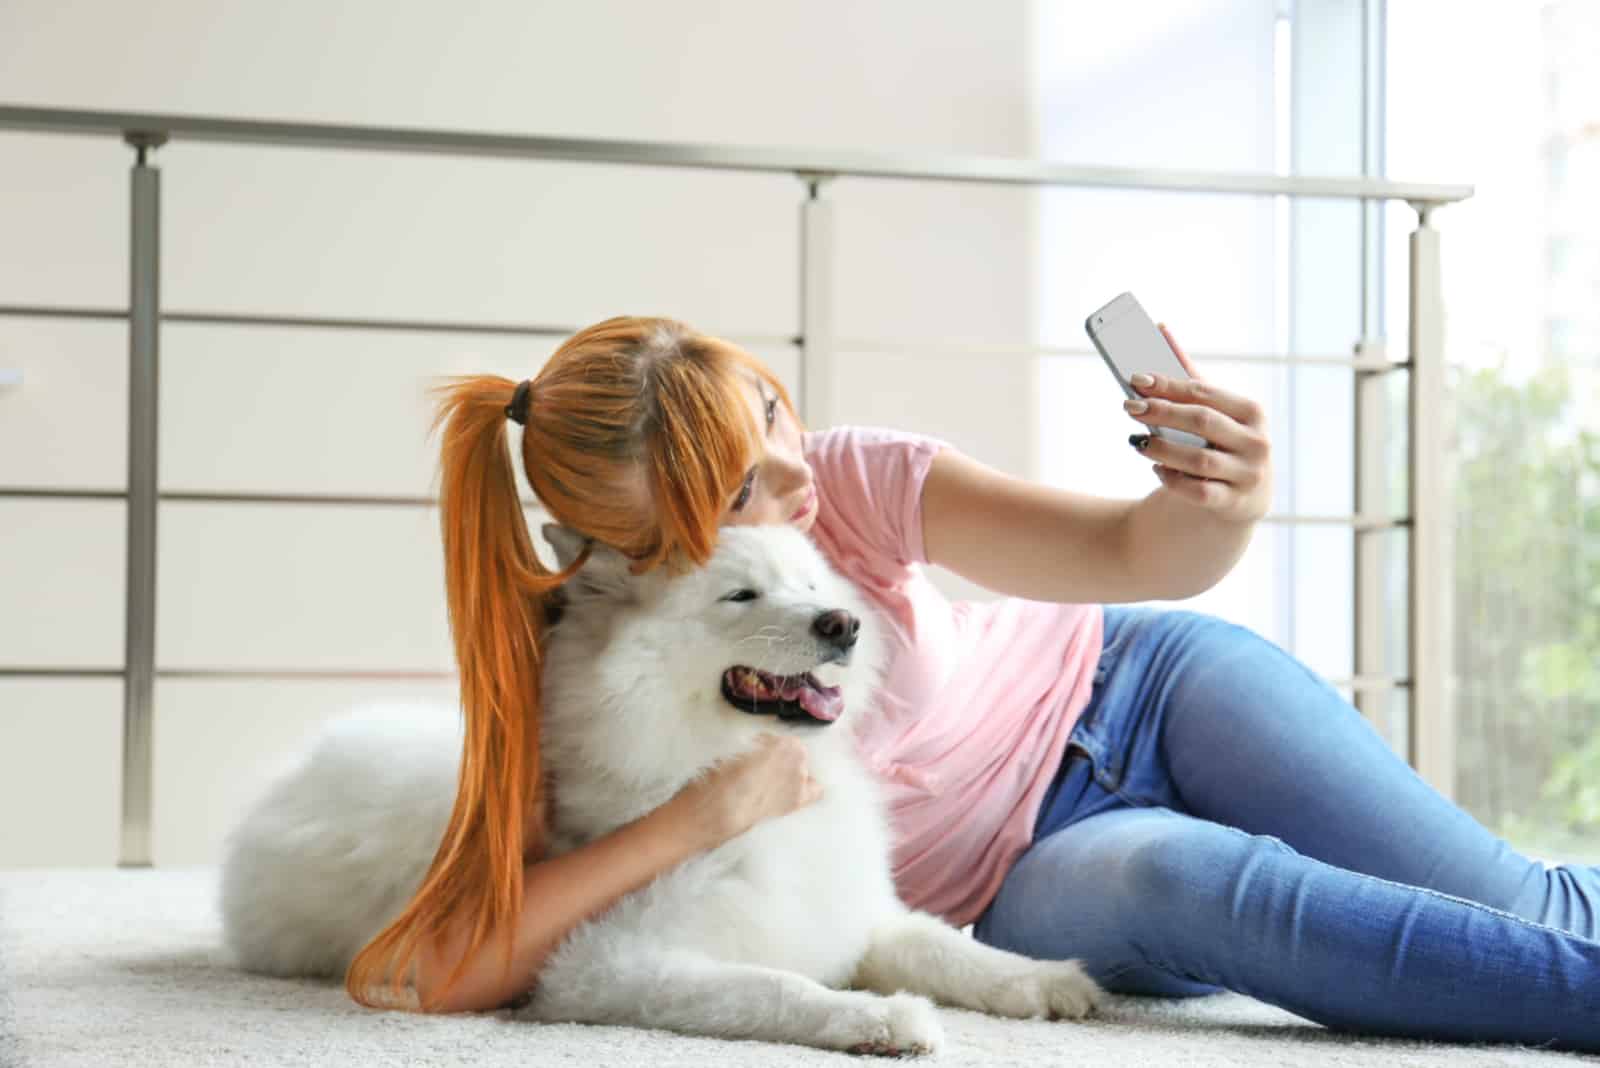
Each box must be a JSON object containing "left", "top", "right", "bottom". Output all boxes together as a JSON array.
[{"left": 345, "top": 316, "right": 794, "bottom": 1010}]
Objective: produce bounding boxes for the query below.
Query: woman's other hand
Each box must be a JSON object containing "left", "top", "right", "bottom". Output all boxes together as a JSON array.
[
  {"left": 672, "top": 733, "right": 822, "bottom": 847},
  {"left": 417, "top": 733, "right": 819, "bottom": 1013},
  {"left": 1124, "top": 325, "right": 1273, "bottom": 524}
]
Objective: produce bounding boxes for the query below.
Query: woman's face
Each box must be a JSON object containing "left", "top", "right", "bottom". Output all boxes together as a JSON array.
[{"left": 721, "top": 375, "right": 817, "bottom": 533}]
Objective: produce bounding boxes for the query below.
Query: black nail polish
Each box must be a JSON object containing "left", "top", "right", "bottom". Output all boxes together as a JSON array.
[{"left": 1128, "top": 433, "right": 1150, "bottom": 451}]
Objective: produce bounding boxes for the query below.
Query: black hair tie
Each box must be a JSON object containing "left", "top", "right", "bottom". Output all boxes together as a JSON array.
[{"left": 506, "top": 380, "right": 533, "bottom": 426}]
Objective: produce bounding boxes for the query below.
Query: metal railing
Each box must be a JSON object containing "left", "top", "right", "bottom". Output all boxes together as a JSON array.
[{"left": 0, "top": 104, "right": 1473, "bottom": 866}]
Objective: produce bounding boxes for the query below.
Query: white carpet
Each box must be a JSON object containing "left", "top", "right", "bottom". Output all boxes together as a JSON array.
[{"left": 0, "top": 868, "right": 1591, "bottom": 1067}]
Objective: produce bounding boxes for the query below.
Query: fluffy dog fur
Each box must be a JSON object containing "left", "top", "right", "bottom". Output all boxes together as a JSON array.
[{"left": 221, "top": 525, "right": 1100, "bottom": 1055}]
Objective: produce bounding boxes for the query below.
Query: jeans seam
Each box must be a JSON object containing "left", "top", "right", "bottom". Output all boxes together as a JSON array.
[
  {"left": 1094, "top": 608, "right": 1148, "bottom": 678},
  {"left": 1102, "top": 776, "right": 1157, "bottom": 811},
  {"left": 1084, "top": 609, "right": 1159, "bottom": 790},
  {"left": 1127, "top": 946, "right": 1217, "bottom": 990},
  {"left": 1121, "top": 923, "right": 1223, "bottom": 990},
  {"left": 1209, "top": 821, "right": 1586, "bottom": 943},
  {"left": 1349, "top": 869, "right": 1583, "bottom": 940},
  {"left": 1095, "top": 959, "right": 1156, "bottom": 986}
]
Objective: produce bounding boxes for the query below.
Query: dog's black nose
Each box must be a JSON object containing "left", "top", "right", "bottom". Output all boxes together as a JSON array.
[{"left": 813, "top": 610, "right": 859, "bottom": 650}]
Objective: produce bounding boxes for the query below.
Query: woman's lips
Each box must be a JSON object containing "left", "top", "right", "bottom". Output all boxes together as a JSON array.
[{"left": 791, "top": 488, "right": 817, "bottom": 521}]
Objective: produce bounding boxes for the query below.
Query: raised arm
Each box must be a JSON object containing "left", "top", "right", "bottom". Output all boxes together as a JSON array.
[
  {"left": 414, "top": 734, "right": 818, "bottom": 1013},
  {"left": 920, "top": 330, "right": 1271, "bottom": 605}
]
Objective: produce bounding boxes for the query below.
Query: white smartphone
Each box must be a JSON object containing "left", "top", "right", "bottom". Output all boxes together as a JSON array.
[{"left": 1085, "top": 292, "right": 1209, "bottom": 450}]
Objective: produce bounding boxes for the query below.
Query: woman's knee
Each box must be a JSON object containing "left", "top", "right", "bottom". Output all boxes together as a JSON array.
[
  {"left": 1113, "top": 820, "right": 1298, "bottom": 931},
  {"left": 977, "top": 813, "right": 1252, "bottom": 998},
  {"left": 979, "top": 812, "right": 1252, "bottom": 943}
]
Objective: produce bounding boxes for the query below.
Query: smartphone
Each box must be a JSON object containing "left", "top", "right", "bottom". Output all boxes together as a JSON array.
[{"left": 1085, "top": 292, "right": 1208, "bottom": 449}]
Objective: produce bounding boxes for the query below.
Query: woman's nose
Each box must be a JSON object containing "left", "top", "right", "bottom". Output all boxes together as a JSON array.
[{"left": 766, "top": 454, "right": 809, "bottom": 494}]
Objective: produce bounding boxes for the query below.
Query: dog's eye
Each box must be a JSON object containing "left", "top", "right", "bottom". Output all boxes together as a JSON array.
[{"left": 720, "top": 589, "right": 761, "bottom": 603}]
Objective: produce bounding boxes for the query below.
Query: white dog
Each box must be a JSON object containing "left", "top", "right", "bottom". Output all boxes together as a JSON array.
[{"left": 221, "top": 525, "right": 1100, "bottom": 1055}]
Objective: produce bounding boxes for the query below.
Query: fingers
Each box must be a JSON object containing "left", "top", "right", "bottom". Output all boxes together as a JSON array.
[
  {"left": 1128, "top": 368, "right": 1267, "bottom": 433},
  {"left": 752, "top": 732, "right": 788, "bottom": 753},
  {"left": 1135, "top": 432, "right": 1260, "bottom": 488},
  {"left": 1157, "top": 323, "right": 1200, "bottom": 379},
  {"left": 753, "top": 732, "right": 807, "bottom": 769},
  {"left": 801, "top": 773, "right": 823, "bottom": 806},
  {"left": 1151, "top": 462, "right": 1225, "bottom": 507},
  {"left": 756, "top": 732, "right": 822, "bottom": 807},
  {"left": 1126, "top": 326, "right": 1273, "bottom": 522},
  {"left": 1123, "top": 394, "right": 1269, "bottom": 460}
]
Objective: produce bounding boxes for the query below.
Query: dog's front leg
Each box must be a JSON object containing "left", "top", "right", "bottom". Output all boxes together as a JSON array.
[
  {"left": 524, "top": 947, "right": 945, "bottom": 1056},
  {"left": 853, "top": 910, "right": 1101, "bottom": 1021}
]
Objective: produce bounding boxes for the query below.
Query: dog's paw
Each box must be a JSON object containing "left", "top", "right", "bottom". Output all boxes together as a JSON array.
[
  {"left": 979, "top": 959, "right": 1103, "bottom": 1021},
  {"left": 846, "top": 992, "right": 944, "bottom": 1057}
]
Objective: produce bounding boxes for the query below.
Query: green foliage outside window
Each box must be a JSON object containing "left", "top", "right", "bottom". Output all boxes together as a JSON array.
[{"left": 1454, "top": 361, "right": 1600, "bottom": 861}]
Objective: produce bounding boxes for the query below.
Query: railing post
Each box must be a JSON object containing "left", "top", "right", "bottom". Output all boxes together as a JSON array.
[
  {"left": 121, "top": 130, "right": 166, "bottom": 868},
  {"left": 797, "top": 173, "right": 835, "bottom": 429},
  {"left": 1352, "top": 338, "right": 1392, "bottom": 740},
  {"left": 1408, "top": 203, "right": 1455, "bottom": 800}
]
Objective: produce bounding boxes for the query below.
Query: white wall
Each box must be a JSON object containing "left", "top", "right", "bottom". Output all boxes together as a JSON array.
[{"left": 0, "top": 1, "right": 1038, "bottom": 865}]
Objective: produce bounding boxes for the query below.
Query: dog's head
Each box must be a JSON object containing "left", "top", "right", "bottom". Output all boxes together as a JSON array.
[{"left": 540, "top": 523, "right": 883, "bottom": 754}]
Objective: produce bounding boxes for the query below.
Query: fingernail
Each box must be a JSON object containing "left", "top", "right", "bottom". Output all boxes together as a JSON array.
[
  {"left": 1131, "top": 373, "right": 1155, "bottom": 388},
  {"left": 1128, "top": 433, "right": 1150, "bottom": 451},
  {"left": 1123, "top": 398, "right": 1149, "bottom": 414}
]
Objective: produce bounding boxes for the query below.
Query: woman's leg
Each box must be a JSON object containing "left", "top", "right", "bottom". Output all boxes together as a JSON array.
[
  {"left": 1140, "top": 610, "right": 1600, "bottom": 938},
  {"left": 975, "top": 804, "right": 1600, "bottom": 1051}
]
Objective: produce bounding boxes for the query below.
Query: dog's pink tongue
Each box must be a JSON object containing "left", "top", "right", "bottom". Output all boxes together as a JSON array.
[{"left": 796, "top": 680, "right": 844, "bottom": 722}]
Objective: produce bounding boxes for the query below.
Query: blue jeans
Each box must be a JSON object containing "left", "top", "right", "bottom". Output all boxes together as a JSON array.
[{"left": 973, "top": 606, "right": 1600, "bottom": 1052}]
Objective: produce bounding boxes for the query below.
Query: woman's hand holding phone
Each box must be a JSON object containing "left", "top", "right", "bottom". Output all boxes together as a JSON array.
[{"left": 1125, "top": 324, "right": 1273, "bottom": 525}]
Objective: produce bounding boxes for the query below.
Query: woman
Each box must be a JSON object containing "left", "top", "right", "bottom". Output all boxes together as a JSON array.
[{"left": 350, "top": 315, "right": 1600, "bottom": 1050}]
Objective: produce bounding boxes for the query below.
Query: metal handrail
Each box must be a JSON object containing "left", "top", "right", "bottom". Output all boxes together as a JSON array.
[
  {"left": 0, "top": 104, "right": 1473, "bottom": 205},
  {"left": 0, "top": 488, "right": 1410, "bottom": 531},
  {"left": 0, "top": 665, "right": 1418, "bottom": 693},
  {"left": 0, "top": 304, "right": 1408, "bottom": 368},
  {"left": 0, "top": 304, "right": 798, "bottom": 346}
]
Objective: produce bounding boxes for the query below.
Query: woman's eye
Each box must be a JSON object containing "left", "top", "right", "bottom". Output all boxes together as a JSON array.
[
  {"left": 721, "top": 589, "right": 760, "bottom": 603},
  {"left": 765, "top": 397, "right": 778, "bottom": 428},
  {"left": 732, "top": 474, "right": 754, "bottom": 512}
]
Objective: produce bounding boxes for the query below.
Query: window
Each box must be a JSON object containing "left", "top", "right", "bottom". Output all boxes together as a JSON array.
[
  {"left": 1388, "top": 0, "right": 1600, "bottom": 863},
  {"left": 1035, "top": 0, "right": 1600, "bottom": 866},
  {"left": 1032, "top": 0, "right": 1355, "bottom": 685}
]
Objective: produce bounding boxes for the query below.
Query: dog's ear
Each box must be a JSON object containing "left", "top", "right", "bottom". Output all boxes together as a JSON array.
[
  {"left": 542, "top": 523, "right": 588, "bottom": 572},
  {"left": 542, "top": 523, "right": 633, "bottom": 603}
]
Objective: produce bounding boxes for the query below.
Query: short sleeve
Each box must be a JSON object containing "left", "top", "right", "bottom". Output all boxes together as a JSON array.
[{"left": 804, "top": 426, "right": 948, "bottom": 572}]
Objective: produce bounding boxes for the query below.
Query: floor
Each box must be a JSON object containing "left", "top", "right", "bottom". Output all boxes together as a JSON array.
[{"left": 1, "top": 868, "right": 1591, "bottom": 1067}]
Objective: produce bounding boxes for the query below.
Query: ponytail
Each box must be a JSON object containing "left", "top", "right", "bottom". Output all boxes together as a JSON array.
[{"left": 345, "top": 375, "right": 577, "bottom": 1011}]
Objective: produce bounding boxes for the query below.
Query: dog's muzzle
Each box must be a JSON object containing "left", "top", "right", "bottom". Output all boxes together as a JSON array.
[{"left": 721, "top": 667, "right": 844, "bottom": 726}]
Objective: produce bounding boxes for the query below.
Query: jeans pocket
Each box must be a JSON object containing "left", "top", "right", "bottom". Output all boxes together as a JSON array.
[
  {"left": 1064, "top": 704, "right": 1126, "bottom": 795},
  {"left": 1092, "top": 606, "right": 1152, "bottom": 686},
  {"left": 1080, "top": 608, "right": 1167, "bottom": 794}
]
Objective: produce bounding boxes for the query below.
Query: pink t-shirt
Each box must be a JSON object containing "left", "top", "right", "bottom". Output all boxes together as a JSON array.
[{"left": 804, "top": 426, "right": 1104, "bottom": 927}]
